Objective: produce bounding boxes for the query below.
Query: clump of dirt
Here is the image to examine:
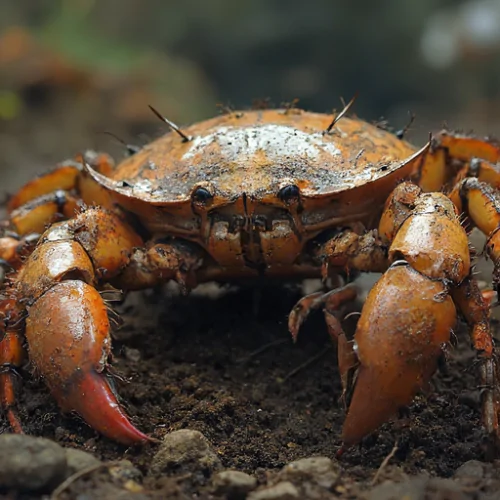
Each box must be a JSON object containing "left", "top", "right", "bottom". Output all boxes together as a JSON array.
[{"left": 1, "top": 281, "right": 499, "bottom": 498}]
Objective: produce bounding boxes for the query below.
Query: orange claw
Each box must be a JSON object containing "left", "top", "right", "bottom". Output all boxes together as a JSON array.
[
  {"left": 25, "top": 280, "right": 150, "bottom": 445},
  {"left": 341, "top": 264, "right": 456, "bottom": 449},
  {"left": 60, "top": 369, "right": 151, "bottom": 445}
]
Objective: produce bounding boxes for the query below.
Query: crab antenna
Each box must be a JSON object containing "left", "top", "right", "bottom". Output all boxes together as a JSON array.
[
  {"left": 148, "top": 105, "right": 192, "bottom": 142},
  {"left": 396, "top": 111, "right": 416, "bottom": 140},
  {"left": 324, "top": 92, "right": 359, "bottom": 134},
  {"left": 283, "top": 97, "right": 300, "bottom": 114},
  {"left": 103, "top": 131, "right": 141, "bottom": 156}
]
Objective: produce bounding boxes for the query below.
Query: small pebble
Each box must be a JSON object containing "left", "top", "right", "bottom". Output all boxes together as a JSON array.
[
  {"left": 124, "top": 347, "right": 142, "bottom": 362},
  {"left": 368, "top": 476, "right": 428, "bottom": 500},
  {"left": 0, "top": 434, "right": 67, "bottom": 492},
  {"left": 248, "top": 481, "right": 299, "bottom": 500},
  {"left": 109, "top": 460, "right": 143, "bottom": 483},
  {"left": 427, "top": 477, "right": 468, "bottom": 500},
  {"left": 454, "top": 460, "right": 485, "bottom": 479},
  {"left": 65, "top": 448, "right": 101, "bottom": 476},
  {"left": 369, "top": 476, "right": 468, "bottom": 500},
  {"left": 213, "top": 470, "right": 257, "bottom": 498},
  {"left": 278, "top": 456, "right": 341, "bottom": 489},
  {"left": 150, "top": 429, "right": 221, "bottom": 475}
]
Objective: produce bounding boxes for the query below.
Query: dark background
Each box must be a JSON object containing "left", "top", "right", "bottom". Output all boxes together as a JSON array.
[{"left": 1, "top": 0, "right": 500, "bottom": 190}]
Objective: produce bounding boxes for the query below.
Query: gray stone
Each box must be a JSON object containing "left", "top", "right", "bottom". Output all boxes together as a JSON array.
[
  {"left": 248, "top": 481, "right": 299, "bottom": 500},
  {"left": 108, "top": 460, "right": 143, "bottom": 483},
  {"left": 427, "top": 478, "right": 468, "bottom": 500},
  {"left": 65, "top": 448, "right": 101, "bottom": 476},
  {"left": 150, "top": 429, "right": 221, "bottom": 475},
  {"left": 124, "top": 347, "right": 142, "bottom": 362},
  {"left": 454, "top": 460, "right": 486, "bottom": 479},
  {"left": 0, "top": 434, "right": 67, "bottom": 492},
  {"left": 368, "top": 476, "right": 428, "bottom": 500},
  {"left": 213, "top": 470, "right": 257, "bottom": 498},
  {"left": 369, "top": 476, "right": 468, "bottom": 500},
  {"left": 278, "top": 456, "right": 341, "bottom": 489}
]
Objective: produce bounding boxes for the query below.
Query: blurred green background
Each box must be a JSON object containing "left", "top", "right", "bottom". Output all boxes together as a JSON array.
[{"left": 1, "top": 0, "right": 500, "bottom": 192}]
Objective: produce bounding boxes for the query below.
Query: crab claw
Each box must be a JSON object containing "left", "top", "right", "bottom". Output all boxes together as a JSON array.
[
  {"left": 341, "top": 265, "right": 456, "bottom": 449},
  {"left": 25, "top": 280, "right": 150, "bottom": 445}
]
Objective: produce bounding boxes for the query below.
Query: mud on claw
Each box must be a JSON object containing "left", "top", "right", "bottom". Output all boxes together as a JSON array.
[{"left": 1, "top": 104, "right": 500, "bottom": 455}]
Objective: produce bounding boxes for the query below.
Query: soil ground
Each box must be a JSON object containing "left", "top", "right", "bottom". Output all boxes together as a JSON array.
[
  {"left": 1, "top": 97, "right": 500, "bottom": 499},
  {"left": 2, "top": 281, "right": 500, "bottom": 498}
]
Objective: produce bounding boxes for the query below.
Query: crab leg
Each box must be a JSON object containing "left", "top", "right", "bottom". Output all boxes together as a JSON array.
[
  {"left": 288, "top": 285, "right": 357, "bottom": 342},
  {"left": 417, "top": 132, "right": 500, "bottom": 192},
  {"left": 288, "top": 285, "right": 359, "bottom": 400},
  {"left": 452, "top": 277, "right": 500, "bottom": 452},
  {"left": 0, "top": 334, "right": 25, "bottom": 434},
  {"left": 111, "top": 239, "right": 203, "bottom": 294},
  {"left": 0, "top": 235, "right": 42, "bottom": 287},
  {"left": 0, "top": 237, "right": 22, "bottom": 280},
  {"left": 15, "top": 208, "right": 150, "bottom": 444},
  {"left": 340, "top": 183, "right": 469, "bottom": 451},
  {"left": 4, "top": 152, "right": 116, "bottom": 238},
  {"left": 452, "top": 178, "right": 500, "bottom": 293},
  {"left": 9, "top": 191, "right": 81, "bottom": 236},
  {"left": 314, "top": 229, "right": 388, "bottom": 280},
  {"left": 0, "top": 296, "right": 26, "bottom": 434},
  {"left": 7, "top": 161, "right": 81, "bottom": 212},
  {"left": 0, "top": 236, "right": 21, "bottom": 263}
]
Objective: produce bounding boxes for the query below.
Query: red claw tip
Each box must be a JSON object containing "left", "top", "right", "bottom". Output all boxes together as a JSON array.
[{"left": 60, "top": 371, "right": 151, "bottom": 446}]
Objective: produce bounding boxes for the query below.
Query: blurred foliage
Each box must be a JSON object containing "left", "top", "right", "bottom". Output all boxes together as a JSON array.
[
  {"left": 0, "top": 1, "right": 217, "bottom": 125},
  {"left": 1, "top": 0, "right": 500, "bottom": 202},
  {"left": 1, "top": 0, "right": 500, "bottom": 129},
  {"left": 0, "top": 90, "right": 22, "bottom": 120}
]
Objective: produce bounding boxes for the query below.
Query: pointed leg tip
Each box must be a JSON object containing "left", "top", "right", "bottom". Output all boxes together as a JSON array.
[
  {"left": 104, "top": 419, "right": 152, "bottom": 446},
  {"left": 56, "top": 371, "right": 151, "bottom": 446}
]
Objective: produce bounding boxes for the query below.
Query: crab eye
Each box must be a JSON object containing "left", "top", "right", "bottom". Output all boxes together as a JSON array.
[
  {"left": 192, "top": 186, "right": 213, "bottom": 204},
  {"left": 278, "top": 184, "right": 300, "bottom": 203}
]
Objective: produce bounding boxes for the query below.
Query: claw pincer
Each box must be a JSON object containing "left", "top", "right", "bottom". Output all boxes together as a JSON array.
[
  {"left": 341, "top": 265, "right": 456, "bottom": 446},
  {"left": 341, "top": 185, "right": 469, "bottom": 449},
  {"left": 13, "top": 209, "right": 150, "bottom": 444},
  {"left": 25, "top": 281, "right": 149, "bottom": 444}
]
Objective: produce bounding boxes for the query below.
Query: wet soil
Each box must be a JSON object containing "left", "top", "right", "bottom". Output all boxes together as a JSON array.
[
  {"left": 1, "top": 98, "right": 500, "bottom": 499},
  {"left": 2, "top": 280, "right": 499, "bottom": 498}
]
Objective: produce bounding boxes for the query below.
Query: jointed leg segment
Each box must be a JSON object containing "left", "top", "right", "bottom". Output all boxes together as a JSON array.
[
  {"left": 289, "top": 284, "right": 359, "bottom": 411},
  {"left": 0, "top": 297, "right": 25, "bottom": 434},
  {"left": 452, "top": 277, "right": 500, "bottom": 449}
]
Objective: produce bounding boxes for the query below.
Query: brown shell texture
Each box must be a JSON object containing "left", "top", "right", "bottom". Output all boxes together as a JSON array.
[{"left": 108, "top": 109, "right": 419, "bottom": 203}]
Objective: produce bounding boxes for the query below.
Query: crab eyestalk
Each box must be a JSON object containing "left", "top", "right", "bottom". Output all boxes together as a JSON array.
[
  {"left": 341, "top": 264, "right": 456, "bottom": 449},
  {"left": 25, "top": 280, "right": 150, "bottom": 445}
]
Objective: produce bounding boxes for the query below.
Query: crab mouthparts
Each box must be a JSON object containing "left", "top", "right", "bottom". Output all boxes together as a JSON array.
[{"left": 205, "top": 194, "right": 303, "bottom": 272}]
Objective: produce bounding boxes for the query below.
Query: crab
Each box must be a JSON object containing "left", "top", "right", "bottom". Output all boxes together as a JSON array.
[{"left": 1, "top": 102, "right": 500, "bottom": 455}]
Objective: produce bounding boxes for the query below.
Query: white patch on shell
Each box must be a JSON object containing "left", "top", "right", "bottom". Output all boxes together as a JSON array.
[
  {"left": 182, "top": 124, "right": 341, "bottom": 161},
  {"left": 132, "top": 178, "right": 153, "bottom": 193}
]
